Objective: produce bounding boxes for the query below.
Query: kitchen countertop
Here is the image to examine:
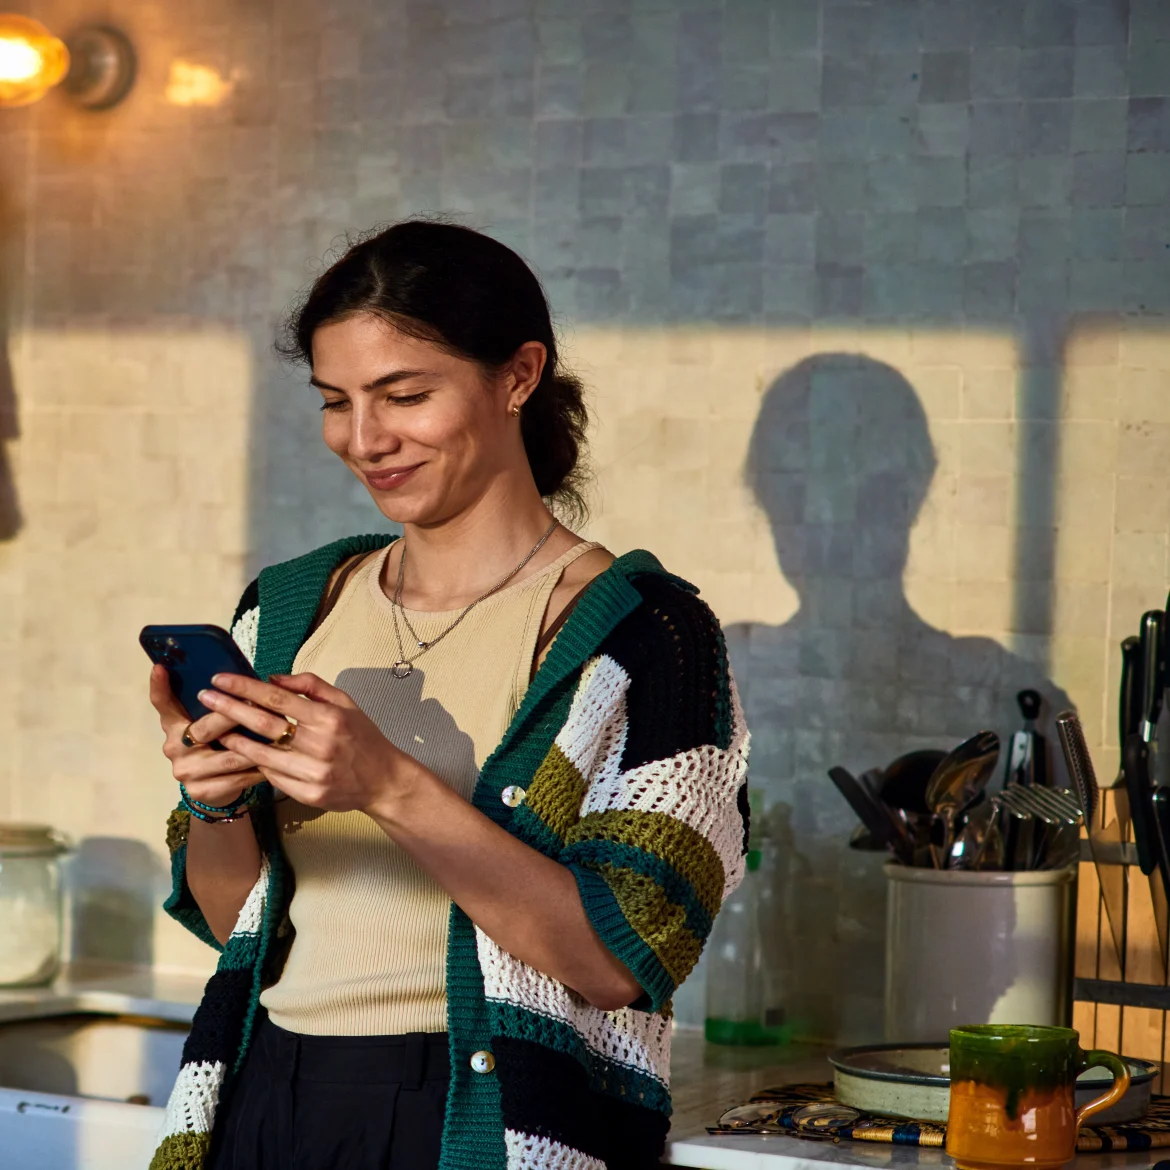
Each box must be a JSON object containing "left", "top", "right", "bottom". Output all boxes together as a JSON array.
[
  {"left": 664, "top": 1031, "right": 1166, "bottom": 1170},
  {"left": 2, "top": 974, "right": 1164, "bottom": 1170},
  {"left": 0, "top": 961, "right": 205, "bottom": 1025}
]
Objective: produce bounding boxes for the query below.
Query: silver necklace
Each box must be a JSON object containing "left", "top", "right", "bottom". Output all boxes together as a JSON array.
[{"left": 389, "top": 518, "right": 560, "bottom": 678}]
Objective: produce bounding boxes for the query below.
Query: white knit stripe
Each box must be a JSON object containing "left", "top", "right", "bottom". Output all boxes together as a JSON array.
[
  {"left": 228, "top": 853, "right": 270, "bottom": 938},
  {"left": 156, "top": 1060, "right": 227, "bottom": 1140},
  {"left": 231, "top": 606, "right": 259, "bottom": 666},
  {"left": 475, "top": 927, "right": 671, "bottom": 1086},
  {"left": 578, "top": 740, "right": 749, "bottom": 899},
  {"left": 505, "top": 1129, "right": 607, "bottom": 1170},
  {"left": 552, "top": 655, "right": 630, "bottom": 780}
]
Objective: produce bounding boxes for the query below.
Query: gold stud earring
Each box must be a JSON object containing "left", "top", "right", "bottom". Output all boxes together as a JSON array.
[{"left": 511, "top": 404, "right": 521, "bottom": 416}]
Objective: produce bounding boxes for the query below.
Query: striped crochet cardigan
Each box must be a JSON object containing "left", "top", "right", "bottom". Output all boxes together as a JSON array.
[{"left": 151, "top": 533, "right": 750, "bottom": 1170}]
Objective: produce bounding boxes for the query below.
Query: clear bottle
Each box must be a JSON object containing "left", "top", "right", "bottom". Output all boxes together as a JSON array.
[{"left": 704, "top": 798, "right": 790, "bottom": 1045}]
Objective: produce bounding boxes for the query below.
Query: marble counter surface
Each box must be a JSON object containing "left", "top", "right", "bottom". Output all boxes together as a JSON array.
[
  {"left": 0, "top": 961, "right": 205, "bottom": 1025},
  {"left": 664, "top": 1031, "right": 1164, "bottom": 1170}
]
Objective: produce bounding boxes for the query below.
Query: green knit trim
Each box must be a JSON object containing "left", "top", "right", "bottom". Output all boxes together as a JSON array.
[
  {"left": 522, "top": 743, "right": 588, "bottom": 844},
  {"left": 562, "top": 837, "right": 714, "bottom": 938},
  {"left": 572, "top": 866, "right": 674, "bottom": 1013},
  {"left": 490, "top": 1000, "right": 672, "bottom": 1114},
  {"left": 441, "top": 905, "right": 507, "bottom": 1170},
  {"left": 566, "top": 809, "right": 726, "bottom": 924},
  {"left": 148, "top": 1130, "right": 210, "bottom": 1170},
  {"left": 253, "top": 532, "right": 396, "bottom": 679}
]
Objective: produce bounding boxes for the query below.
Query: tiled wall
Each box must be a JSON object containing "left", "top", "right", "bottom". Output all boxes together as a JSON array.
[{"left": 1, "top": 0, "right": 1168, "bottom": 1040}]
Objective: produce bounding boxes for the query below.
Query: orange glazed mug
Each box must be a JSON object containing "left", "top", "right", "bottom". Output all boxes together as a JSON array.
[{"left": 946, "top": 1025, "right": 1130, "bottom": 1170}]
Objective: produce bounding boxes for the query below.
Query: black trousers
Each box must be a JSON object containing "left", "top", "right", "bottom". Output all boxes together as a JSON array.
[{"left": 207, "top": 1015, "right": 450, "bottom": 1170}]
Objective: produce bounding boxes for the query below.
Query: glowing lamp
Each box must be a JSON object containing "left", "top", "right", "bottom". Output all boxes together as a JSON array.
[
  {"left": 0, "top": 15, "right": 134, "bottom": 109},
  {"left": 0, "top": 15, "right": 68, "bottom": 107}
]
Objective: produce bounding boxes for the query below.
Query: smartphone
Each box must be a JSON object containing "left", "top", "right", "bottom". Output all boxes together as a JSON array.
[{"left": 140, "top": 624, "right": 268, "bottom": 751}]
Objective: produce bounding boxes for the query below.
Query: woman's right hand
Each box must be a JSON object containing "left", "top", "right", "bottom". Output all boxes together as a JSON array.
[{"left": 150, "top": 664, "right": 264, "bottom": 808}]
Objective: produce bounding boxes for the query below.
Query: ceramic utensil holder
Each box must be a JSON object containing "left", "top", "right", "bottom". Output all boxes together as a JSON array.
[{"left": 884, "top": 863, "right": 1076, "bottom": 1043}]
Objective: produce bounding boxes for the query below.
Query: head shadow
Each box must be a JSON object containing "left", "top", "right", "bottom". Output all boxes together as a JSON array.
[{"left": 726, "top": 353, "right": 1072, "bottom": 1045}]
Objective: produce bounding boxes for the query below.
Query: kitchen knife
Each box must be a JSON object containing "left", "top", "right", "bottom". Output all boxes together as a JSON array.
[
  {"left": 1127, "top": 734, "right": 1170, "bottom": 975},
  {"left": 1120, "top": 636, "right": 1143, "bottom": 754},
  {"left": 1139, "top": 611, "right": 1166, "bottom": 744},
  {"left": 1057, "top": 710, "right": 1126, "bottom": 974}
]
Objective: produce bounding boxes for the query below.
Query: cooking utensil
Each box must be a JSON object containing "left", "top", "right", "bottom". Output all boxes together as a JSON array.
[
  {"left": 1057, "top": 709, "right": 1126, "bottom": 972},
  {"left": 879, "top": 750, "right": 946, "bottom": 816},
  {"left": 997, "top": 785, "right": 1081, "bottom": 825},
  {"left": 925, "top": 731, "right": 1000, "bottom": 867},
  {"left": 949, "top": 799, "right": 993, "bottom": 869},
  {"left": 829, "top": 766, "right": 913, "bottom": 864},
  {"left": 995, "top": 793, "right": 1040, "bottom": 871},
  {"left": 1003, "top": 689, "right": 1049, "bottom": 789}
]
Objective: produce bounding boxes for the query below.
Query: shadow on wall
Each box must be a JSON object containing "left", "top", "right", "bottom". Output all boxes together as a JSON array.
[
  {"left": 0, "top": 177, "right": 21, "bottom": 540},
  {"left": 724, "top": 354, "right": 1072, "bottom": 1044},
  {"left": 68, "top": 838, "right": 168, "bottom": 966}
]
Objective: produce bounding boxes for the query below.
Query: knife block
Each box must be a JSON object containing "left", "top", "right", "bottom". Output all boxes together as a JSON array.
[{"left": 1074, "top": 787, "right": 1170, "bottom": 1091}]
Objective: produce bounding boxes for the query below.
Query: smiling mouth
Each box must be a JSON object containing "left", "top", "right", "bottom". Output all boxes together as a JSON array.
[{"left": 363, "top": 463, "right": 423, "bottom": 490}]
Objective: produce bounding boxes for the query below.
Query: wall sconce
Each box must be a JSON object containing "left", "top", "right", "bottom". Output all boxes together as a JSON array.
[{"left": 0, "top": 15, "right": 135, "bottom": 109}]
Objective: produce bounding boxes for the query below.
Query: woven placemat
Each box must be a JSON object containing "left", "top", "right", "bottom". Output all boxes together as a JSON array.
[{"left": 707, "top": 1083, "right": 1170, "bottom": 1152}]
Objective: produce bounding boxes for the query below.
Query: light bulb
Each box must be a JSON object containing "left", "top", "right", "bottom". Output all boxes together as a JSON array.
[{"left": 0, "top": 14, "right": 69, "bottom": 107}]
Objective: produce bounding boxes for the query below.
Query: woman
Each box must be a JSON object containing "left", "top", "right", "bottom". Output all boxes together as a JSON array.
[{"left": 148, "top": 220, "right": 750, "bottom": 1170}]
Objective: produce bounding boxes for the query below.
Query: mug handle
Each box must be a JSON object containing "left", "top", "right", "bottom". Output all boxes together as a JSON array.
[{"left": 1074, "top": 1050, "right": 1131, "bottom": 1129}]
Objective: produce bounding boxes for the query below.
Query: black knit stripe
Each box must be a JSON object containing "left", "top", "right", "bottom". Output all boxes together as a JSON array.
[
  {"left": 494, "top": 1037, "right": 604, "bottom": 1160},
  {"left": 229, "top": 578, "right": 259, "bottom": 630},
  {"left": 596, "top": 1093, "right": 672, "bottom": 1170},
  {"left": 180, "top": 968, "right": 253, "bottom": 1066},
  {"left": 494, "top": 1037, "right": 669, "bottom": 1168},
  {"left": 600, "top": 575, "right": 733, "bottom": 770}
]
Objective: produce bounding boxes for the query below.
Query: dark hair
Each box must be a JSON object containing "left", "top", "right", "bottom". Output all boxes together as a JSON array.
[{"left": 279, "top": 219, "right": 589, "bottom": 520}]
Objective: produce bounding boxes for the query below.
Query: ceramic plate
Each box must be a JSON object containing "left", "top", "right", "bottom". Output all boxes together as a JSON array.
[{"left": 829, "top": 1044, "right": 1156, "bottom": 1124}]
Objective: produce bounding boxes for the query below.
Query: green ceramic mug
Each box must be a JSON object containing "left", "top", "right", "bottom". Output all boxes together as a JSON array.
[{"left": 946, "top": 1025, "right": 1130, "bottom": 1170}]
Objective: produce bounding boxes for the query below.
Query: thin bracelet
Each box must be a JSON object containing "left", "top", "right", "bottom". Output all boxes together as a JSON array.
[
  {"left": 180, "top": 791, "right": 251, "bottom": 825},
  {"left": 179, "top": 783, "right": 254, "bottom": 818},
  {"left": 183, "top": 798, "right": 250, "bottom": 825}
]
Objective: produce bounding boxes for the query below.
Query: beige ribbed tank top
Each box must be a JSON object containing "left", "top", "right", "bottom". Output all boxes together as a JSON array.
[{"left": 259, "top": 538, "right": 601, "bottom": 1036}]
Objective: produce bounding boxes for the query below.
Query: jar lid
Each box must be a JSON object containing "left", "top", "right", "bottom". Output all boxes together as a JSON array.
[{"left": 0, "top": 822, "right": 71, "bottom": 855}]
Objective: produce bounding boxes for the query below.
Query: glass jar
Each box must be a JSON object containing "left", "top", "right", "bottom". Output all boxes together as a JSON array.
[{"left": 0, "top": 823, "right": 70, "bottom": 987}]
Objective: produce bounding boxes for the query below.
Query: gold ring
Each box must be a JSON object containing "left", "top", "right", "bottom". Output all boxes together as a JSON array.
[
  {"left": 181, "top": 722, "right": 200, "bottom": 749},
  {"left": 271, "top": 716, "right": 297, "bottom": 749}
]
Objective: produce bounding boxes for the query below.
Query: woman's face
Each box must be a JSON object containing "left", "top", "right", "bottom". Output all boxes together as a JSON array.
[{"left": 310, "top": 312, "right": 539, "bottom": 525}]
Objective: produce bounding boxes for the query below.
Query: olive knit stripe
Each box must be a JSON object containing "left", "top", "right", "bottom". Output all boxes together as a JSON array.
[
  {"left": 594, "top": 863, "right": 704, "bottom": 989},
  {"left": 566, "top": 809, "right": 725, "bottom": 921},
  {"left": 151, "top": 1132, "right": 210, "bottom": 1170},
  {"left": 561, "top": 837, "right": 714, "bottom": 940},
  {"left": 522, "top": 742, "right": 590, "bottom": 842}
]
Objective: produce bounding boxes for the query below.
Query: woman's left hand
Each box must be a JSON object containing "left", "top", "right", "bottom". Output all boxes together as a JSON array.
[{"left": 199, "top": 672, "right": 417, "bottom": 814}]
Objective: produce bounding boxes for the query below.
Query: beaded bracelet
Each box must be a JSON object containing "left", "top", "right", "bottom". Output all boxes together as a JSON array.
[{"left": 179, "top": 783, "right": 255, "bottom": 824}]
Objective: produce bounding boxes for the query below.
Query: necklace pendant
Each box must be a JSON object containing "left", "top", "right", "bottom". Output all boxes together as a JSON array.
[{"left": 392, "top": 661, "right": 413, "bottom": 679}]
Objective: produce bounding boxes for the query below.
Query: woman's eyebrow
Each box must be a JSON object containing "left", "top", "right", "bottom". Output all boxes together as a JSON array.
[{"left": 309, "top": 369, "right": 434, "bottom": 393}]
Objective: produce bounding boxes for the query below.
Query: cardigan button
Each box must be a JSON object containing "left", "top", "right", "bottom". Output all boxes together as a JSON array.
[
  {"left": 470, "top": 1049, "right": 496, "bottom": 1074},
  {"left": 500, "top": 785, "right": 526, "bottom": 808}
]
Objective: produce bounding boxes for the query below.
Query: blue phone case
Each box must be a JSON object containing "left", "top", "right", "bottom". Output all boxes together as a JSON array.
[{"left": 140, "top": 624, "right": 268, "bottom": 750}]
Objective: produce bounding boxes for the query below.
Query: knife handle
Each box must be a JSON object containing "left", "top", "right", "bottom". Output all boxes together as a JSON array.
[
  {"left": 1121, "top": 636, "right": 1143, "bottom": 749},
  {"left": 1139, "top": 611, "right": 1166, "bottom": 743},
  {"left": 1124, "top": 734, "right": 1160, "bottom": 876}
]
